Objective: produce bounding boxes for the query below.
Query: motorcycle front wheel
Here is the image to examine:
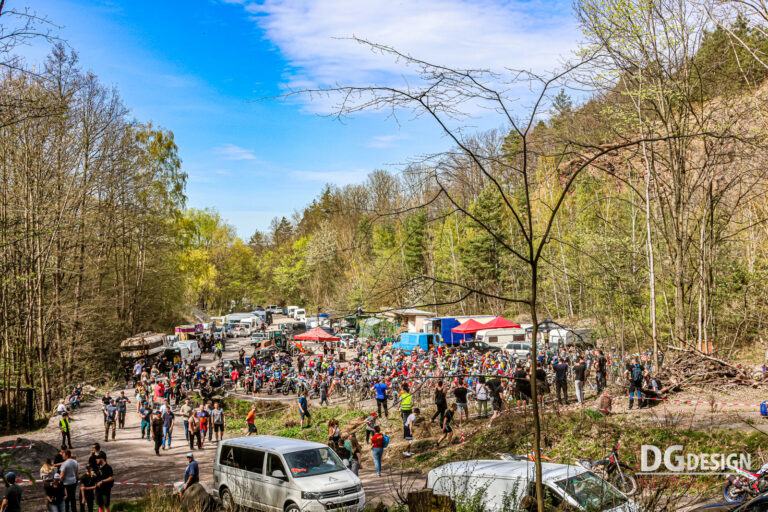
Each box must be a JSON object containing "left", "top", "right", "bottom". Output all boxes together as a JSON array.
[
  {"left": 724, "top": 482, "right": 747, "bottom": 503},
  {"left": 612, "top": 471, "right": 638, "bottom": 496}
]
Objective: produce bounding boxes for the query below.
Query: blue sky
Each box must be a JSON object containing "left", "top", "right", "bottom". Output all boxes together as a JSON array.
[{"left": 12, "top": 0, "right": 577, "bottom": 237}]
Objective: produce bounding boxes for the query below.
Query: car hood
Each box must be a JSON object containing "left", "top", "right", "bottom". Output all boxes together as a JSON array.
[{"left": 293, "top": 471, "right": 361, "bottom": 493}]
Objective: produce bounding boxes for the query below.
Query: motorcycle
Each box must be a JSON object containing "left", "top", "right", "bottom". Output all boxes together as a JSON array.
[
  {"left": 577, "top": 442, "right": 638, "bottom": 496},
  {"left": 723, "top": 466, "right": 766, "bottom": 502}
]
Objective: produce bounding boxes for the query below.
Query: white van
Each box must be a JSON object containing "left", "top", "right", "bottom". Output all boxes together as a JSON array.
[
  {"left": 214, "top": 436, "right": 365, "bottom": 512},
  {"left": 476, "top": 328, "right": 527, "bottom": 345},
  {"left": 295, "top": 309, "right": 306, "bottom": 322},
  {"left": 173, "top": 340, "right": 201, "bottom": 362},
  {"left": 427, "top": 459, "right": 636, "bottom": 512},
  {"left": 503, "top": 342, "right": 533, "bottom": 359},
  {"left": 286, "top": 306, "right": 299, "bottom": 318}
]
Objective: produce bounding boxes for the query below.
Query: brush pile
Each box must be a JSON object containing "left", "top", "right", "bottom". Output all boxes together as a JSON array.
[{"left": 656, "top": 346, "right": 765, "bottom": 393}]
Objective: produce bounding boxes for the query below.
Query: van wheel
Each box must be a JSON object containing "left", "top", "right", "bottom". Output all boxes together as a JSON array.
[
  {"left": 220, "top": 488, "right": 239, "bottom": 512},
  {"left": 285, "top": 503, "right": 300, "bottom": 512}
]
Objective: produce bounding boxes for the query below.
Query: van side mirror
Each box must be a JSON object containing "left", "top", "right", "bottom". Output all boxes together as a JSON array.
[{"left": 271, "top": 469, "right": 286, "bottom": 479}]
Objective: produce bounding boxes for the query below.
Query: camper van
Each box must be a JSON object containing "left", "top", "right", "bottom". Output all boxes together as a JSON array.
[
  {"left": 549, "top": 328, "right": 593, "bottom": 347},
  {"left": 392, "top": 332, "right": 441, "bottom": 353},
  {"left": 295, "top": 308, "right": 307, "bottom": 322},
  {"left": 475, "top": 328, "right": 527, "bottom": 345}
]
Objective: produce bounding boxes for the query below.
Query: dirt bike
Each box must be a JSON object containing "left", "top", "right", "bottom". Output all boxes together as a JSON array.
[
  {"left": 724, "top": 466, "right": 766, "bottom": 502},
  {"left": 576, "top": 442, "right": 638, "bottom": 496}
]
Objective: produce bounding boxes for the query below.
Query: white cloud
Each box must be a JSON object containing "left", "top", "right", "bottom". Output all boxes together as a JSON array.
[
  {"left": 214, "top": 143, "right": 259, "bottom": 161},
  {"left": 367, "top": 133, "right": 409, "bottom": 148},
  {"left": 236, "top": 0, "right": 578, "bottom": 92},
  {"left": 292, "top": 169, "right": 367, "bottom": 185}
]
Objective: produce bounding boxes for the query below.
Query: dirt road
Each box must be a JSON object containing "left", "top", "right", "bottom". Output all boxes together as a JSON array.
[{"left": 0, "top": 325, "right": 406, "bottom": 508}]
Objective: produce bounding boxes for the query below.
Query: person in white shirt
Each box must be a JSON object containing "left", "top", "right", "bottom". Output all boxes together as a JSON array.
[
  {"left": 59, "top": 449, "right": 79, "bottom": 512},
  {"left": 403, "top": 408, "right": 419, "bottom": 456},
  {"left": 56, "top": 400, "right": 68, "bottom": 417},
  {"left": 475, "top": 377, "right": 490, "bottom": 418}
]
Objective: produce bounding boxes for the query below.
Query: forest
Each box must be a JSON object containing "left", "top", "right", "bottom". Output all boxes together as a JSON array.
[{"left": 5, "top": 0, "right": 768, "bottom": 425}]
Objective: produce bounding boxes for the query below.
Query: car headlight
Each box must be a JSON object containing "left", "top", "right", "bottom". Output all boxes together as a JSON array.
[
  {"left": 301, "top": 491, "right": 322, "bottom": 500},
  {"left": 354, "top": 484, "right": 362, "bottom": 493}
]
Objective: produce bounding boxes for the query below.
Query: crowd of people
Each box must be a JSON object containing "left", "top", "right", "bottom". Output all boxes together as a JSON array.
[{"left": 1, "top": 322, "right": 667, "bottom": 511}]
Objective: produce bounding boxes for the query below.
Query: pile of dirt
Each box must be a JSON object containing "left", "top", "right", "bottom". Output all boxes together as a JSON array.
[
  {"left": 1, "top": 437, "right": 58, "bottom": 474},
  {"left": 657, "top": 348, "right": 765, "bottom": 392}
]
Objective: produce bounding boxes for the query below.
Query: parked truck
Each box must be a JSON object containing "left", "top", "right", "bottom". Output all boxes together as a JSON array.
[{"left": 423, "top": 316, "right": 496, "bottom": 346}]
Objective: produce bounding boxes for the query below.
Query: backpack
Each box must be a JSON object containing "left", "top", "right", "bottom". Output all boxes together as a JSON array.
[
  {"left": 382, "top": 434, "right": 390, "bottom": 448},
  {"left": 631, "top": 364, "right": 643, "bottom": 382},
  {"left": 761, "top": 401, "right": 768, "bottom": 417}
]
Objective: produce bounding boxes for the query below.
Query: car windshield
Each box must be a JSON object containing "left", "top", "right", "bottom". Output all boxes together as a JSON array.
[
  {"left": 554, "top": 471, "right": 627, "bottom": 511},
  {"left": 283, "top": 447, "right": 346, "bottom": 478}
]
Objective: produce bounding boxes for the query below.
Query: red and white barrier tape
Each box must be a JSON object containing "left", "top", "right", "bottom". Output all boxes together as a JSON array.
[
  {"left": 0, "top": 444, "right": 33, "bottom": 450},
  {"left": 17, "top": 478, "right": 172, "bottom": 487}
]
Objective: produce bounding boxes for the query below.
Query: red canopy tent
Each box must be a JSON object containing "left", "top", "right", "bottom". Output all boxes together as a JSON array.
[
  {"left": 293, "top": 327, "right": 341, "bottom": 342},
  {"left": 482, "top": 316, "right": 521, "bottom": 329},
  {"left": 450, "top": 318, "right": 487, "bottom": 334}
]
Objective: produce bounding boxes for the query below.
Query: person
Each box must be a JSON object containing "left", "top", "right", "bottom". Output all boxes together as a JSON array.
[
  {"left": 59, "top": 411, "right": 72, "bottom": 450},
  {"left": 151, "top": 411, "right": 164, "bottom": 455},
  {"left": 373, "top": 379, "right": 388, "bottom": 418},
  {"left": 344, "top": 436, "right": 362, "bottom": 475},
  {"left": 319, "top": 377, "right": 329, "bottom": 406},
  {"left": 162, "top": 407, "right": 175, "bottom": 449},
  {"left": 94, "top": 453, "right": 113, "bottom": 512},
  {"left": 211, "top": 402, "right": 225, "bottom": 442},
  {"left": 552, "top": 358, "right": 569, "bottom": 405},
  {"left": 452, "top": 381, "right": 468, "bottom": 427},
  {"left": 179, "top": 453, "right": 199, "bottom": 499},
  {"left": 196, "top": 405, "right": 209, "bottom": 447},
  {"left": 625, "top": 357, "right": 646, "bottom": 410},
  {"left": 59, "top": 450, "right": 78, "bottom": 512},
  {"left": 364, "top": 412, "right": 378, "bottom": 444},
  {"left": 46, "top": 474, "right": 65, "bottom": 512},
  {"left": 188, "top": 412, "right": 202, "bottom": 449},
  {"left": 53, "top": 445, "right": 66, "bottom": 470},
  {"left": 204, "top": 401, "right": 215, "bottom": 443},
  {"left": 398, "top": 383, "right": 413, "bottom": 426},
  {"left": 138, "top": 401, "right": 152, "bottom": 441},
  {"left": 370, "top": 426, "right": 385, "bottom": 477},
  {"left": 57, "top": 400, "right": 68, "bottom": 417},
  {"left": 475, "top": 377, "right": 489, "bottom": 419},
  {"left": 1, "top": 472, "right": 21, "bottom": 512},
  {"left": 437, "top": 403, "right": 456, "bottom": 447},
  {"left": 595, "top": 349, "right": 607, "bottom": 394},
  {"left": 328, "top": 419, "right": 341, "bottom": 451},
  {"left": 431, "top": 380, "right": 447, "bottom": 425},
  {"left": 115, "top": 391, "right": 130, "bottom": 429},
  {"left": 298, "top": 391, "right": 311, "bottom": 428},
  {"left": 40, "top": 459, "right": 55, "bottom": 483},
  {"left": 87, "top": 444, "right": 105, "bottom": 471},
  {"left": 403, "top": 408, "right": 419, "bottom": 456},
  {"left": 103, "top": 399, "right": 117, "bottom": 442},
  {"left": 573, "top": 356, "right": 587, "bottom": 404},
  {"left": 245, "top": 404, "right": 258, "bottom": 436},
  {"left": 488, "top": 377, "right": 504, "bottom": 425},
  {"left": 79, "top": 465, "right": 97, "bottom": 512},
  {"left": 179, "top": 399, "right": 193, "bottom": 441},
  {"left": 534, "top": 361, "right": 548, "bottom": 404}
]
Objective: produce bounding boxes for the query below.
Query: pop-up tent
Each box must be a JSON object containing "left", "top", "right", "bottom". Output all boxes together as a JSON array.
[
  {"left": 482, "top": 316, "right": 521, "bottom": 329},
  {"left": 293, "top": 326, "right": 341, "bottom": 342},
  {"left": 450, "top": 318, "right": 487, "bottom": 334}
]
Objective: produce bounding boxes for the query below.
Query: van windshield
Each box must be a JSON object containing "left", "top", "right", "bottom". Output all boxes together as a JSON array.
[
  {"left": 553, "top": 472, "right": 627, "bottom": 511},
  {"left": 283, "top": 447, "right": 346, "bottom": 478}
]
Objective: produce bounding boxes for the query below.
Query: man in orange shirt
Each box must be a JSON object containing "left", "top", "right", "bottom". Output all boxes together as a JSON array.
[{"left": 245, "top": 404, "right": 258, "bottom": 436}]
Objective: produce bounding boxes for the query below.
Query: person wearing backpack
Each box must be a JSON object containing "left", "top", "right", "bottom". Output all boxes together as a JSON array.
[
  {"left": 370, "top": 426, "right": 387, "bottom": 477},
  {"left": 624, "top": 357, "right": 646, "bottom": 410}
]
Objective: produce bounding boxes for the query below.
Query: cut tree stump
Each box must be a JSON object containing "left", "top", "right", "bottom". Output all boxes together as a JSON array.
[{"left": 408, "top": 488, "right": 456, "bottom": 512}]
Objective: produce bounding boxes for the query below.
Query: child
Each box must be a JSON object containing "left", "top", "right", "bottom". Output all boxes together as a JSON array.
[
  {"left": 437, "top": 403, "right": 456, "bottom": 447},
  {"left": 403, "top": 408, "right": 419, "bottom": 456}
]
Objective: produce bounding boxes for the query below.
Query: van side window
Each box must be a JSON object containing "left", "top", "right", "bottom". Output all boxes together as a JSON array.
[
  {"left": 489, "top": 336, "right": 498, "bottom": 344},
  {"left": 243, "top": 449, "right": 265, "bottom": 474},
  {"left": 266, "top": 453, "right": 288, "bottom": 480}
]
